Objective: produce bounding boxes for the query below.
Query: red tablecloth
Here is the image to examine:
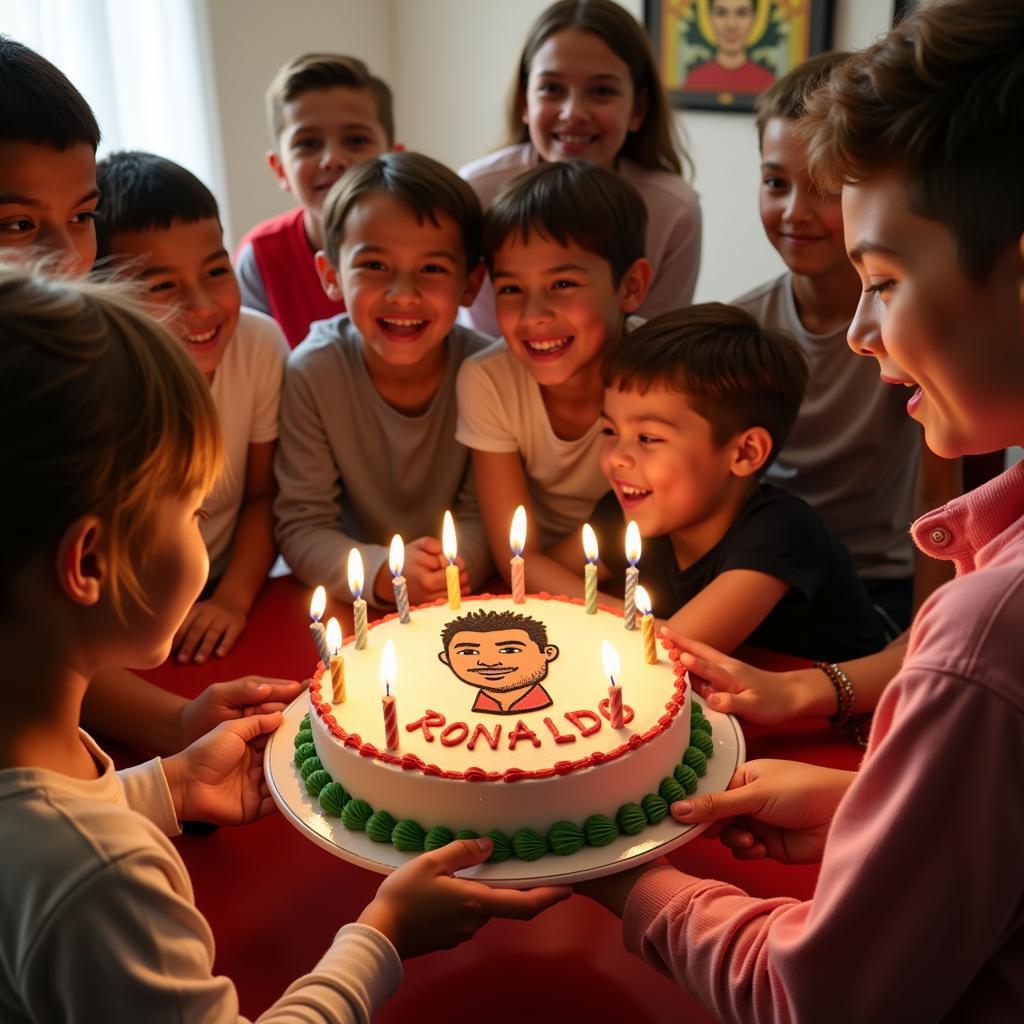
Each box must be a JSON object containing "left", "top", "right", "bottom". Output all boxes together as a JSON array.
[{"left": 137, "top": 577, "right": 861, "bottom": 1023}]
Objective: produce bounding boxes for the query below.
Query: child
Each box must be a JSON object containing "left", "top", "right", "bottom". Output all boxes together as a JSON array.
[
  {"left": 582, "top": 304, "right": 886, "bottom": 661},
  {"left": 0, "top": 266, "right": 568, "bottom": 1019},
  {"left": 582, "top": 3, "right": 1024, "bottom": 1018},
  {"left": 456, "top": 159, "right": 650, "bottom": 596},
  {"left": 97, "top": 151, "right": 288, "bottom": 665},
  {"left": 0, "top": 38, "right": 297, "bottom": 752},
  {"left": 460, "top": 0, "right": 701, "bottom": 338},
  {"left": 235, "top": 53, "right": 393, "bottom": 347},
  {"left": 275, "top": 151, "right": 493, "bottom": 608},
  {"left": 735, "top": 51, "right": 960, "bottom": 631}
]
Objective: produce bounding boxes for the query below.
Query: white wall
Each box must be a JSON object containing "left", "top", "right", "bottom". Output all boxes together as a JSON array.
[{"left": 203, "top": 0, "right": 895, "bottom": 301}]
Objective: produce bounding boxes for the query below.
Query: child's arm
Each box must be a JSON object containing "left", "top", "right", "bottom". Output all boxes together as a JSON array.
[
  {"left": 174, "top": 440, "right": 277, "bottom": 663},
  {"left": 662, "top": 570, "right": 791, "bottom": 654},
  {"left": 912, "top": 443, "right": 961, "bottom": 611}
]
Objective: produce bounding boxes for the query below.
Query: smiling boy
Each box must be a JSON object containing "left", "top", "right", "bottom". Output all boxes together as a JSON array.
[{"left": 275, "top": 152, "right": 493, "bottom": 609}]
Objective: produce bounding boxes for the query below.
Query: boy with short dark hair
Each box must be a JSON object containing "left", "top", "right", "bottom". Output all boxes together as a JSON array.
[
  {"left": 97, "top": 151, "right": 288, "bottom": 663},
  {"left": 235, "top": 53, "right": 394, "bottom": 347},
  {"left": 585, "top": 304, "right": 886, "bottom": 660},
  {"left": 735, "top": 50, "right": 960, "bottom": 632},
  {"left": 275, "top": 151, "right": 493, "bottom": 608}
]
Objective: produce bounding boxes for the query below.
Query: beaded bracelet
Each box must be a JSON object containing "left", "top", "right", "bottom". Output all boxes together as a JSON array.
[{"left": 814, "top": 661, "right": 854, "bottom": 729}]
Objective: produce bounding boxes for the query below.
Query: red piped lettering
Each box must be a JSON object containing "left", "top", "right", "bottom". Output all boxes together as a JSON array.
[
  {"left": 405, "top": 708, "right": 446, "bottom": 741},
  {"left": 597, "top": 699, "right": 635, "bottom": 725},
  {"left": 507, "top": 720, "right": 541, "bottom": 749},
  {"left": 467, "top": 722, "right": 502, "bottom": 751},
  {"left": 543, "top": 716, "right": 577, "bottom": 744},
  {"left": 565, "top": 709, "right": 602, "bottom": 737},
  {"left": 440, "top": 722, "right": 469, "bottom": 748}
]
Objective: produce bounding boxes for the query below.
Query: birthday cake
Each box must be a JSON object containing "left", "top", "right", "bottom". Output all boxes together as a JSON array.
[{"left": 295, "top": 594, "right": 714, "bottom": 862}]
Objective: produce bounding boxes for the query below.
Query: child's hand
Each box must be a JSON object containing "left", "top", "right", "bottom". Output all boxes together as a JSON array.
[
  {"left": 379, "top": 536, "right": 469, "bottom": 606},
  {"left": 357, "top": 838, "right": 571, "bottom": 958},
  {"left": 178, "top": 676, "right": 303, "bottom": 748},
  {"left": 670, "top": 758, "right": 855, "bottom": 865},
  {"left": 661, "top": 628, "right": 811, "bottom": 725},
  {"left": 173, "top": 595, "right": 248, "bottom": 663},
  {"left": 162, "top": 712, "right": 282, "bottom": 826}
]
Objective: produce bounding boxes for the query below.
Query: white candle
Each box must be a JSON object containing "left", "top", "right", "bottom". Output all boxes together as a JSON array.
[
  {"left": 347, "top": 548, "right": 368, "bottom": 650},
  {"left": 602, "top": 640, "right": 623, "bottom": 728},
  {"left": 380, "top": 639, "right": 399, "bottom": 751},
  {"left": 582, "top": 523, "right": 599, "bottom": 615},
  {"left": 624, "top": 521, "right": 641, "bottom": 631},
  {"left": 309, "top": 585, "right": 330, "bottom": 667},
  {"left": 389, "top": 535, "right": 410, "bottom": 623},
  {"left": 442, "top": 510, "right": 460, "bottom": 610},
  {"left": 509, "top": 504, "right": 527, "bottom": 604}
]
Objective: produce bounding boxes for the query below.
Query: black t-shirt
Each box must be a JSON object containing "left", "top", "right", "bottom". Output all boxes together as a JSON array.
[{"left": 590, "top": 484, "right": 886, "bottom": 662}]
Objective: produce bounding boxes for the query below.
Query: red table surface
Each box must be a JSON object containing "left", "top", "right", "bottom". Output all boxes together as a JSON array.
[{"left": 132, "top": 577, "right": 861, "bottom": 1023}]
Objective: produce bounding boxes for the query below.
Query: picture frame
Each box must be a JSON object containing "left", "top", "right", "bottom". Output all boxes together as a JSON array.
[{"left": 645, "top": 0, "right": 834, "bottom": 113}]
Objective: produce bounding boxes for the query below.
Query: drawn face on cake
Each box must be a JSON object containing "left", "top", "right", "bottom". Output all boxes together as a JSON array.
[{"left": 438, "top": 609, "right": 559, "bottom": 714}]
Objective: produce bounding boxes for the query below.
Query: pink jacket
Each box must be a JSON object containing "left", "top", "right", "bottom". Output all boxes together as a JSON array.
[{"left": 624, "top": 460, "right": 1024, "bottom": 1023}]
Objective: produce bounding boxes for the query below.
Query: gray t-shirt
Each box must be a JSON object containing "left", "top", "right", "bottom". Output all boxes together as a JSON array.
[
  {"left": 735, "top": 273, "right": 918, "bottom": 580},
  {"left": 274, "top": 315, "right": 494, "bottom": 605}
]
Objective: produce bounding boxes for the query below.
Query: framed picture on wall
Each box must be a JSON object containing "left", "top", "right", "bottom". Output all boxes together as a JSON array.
[{"left": 645, "top": 0, "right": 834, "bottom": 113}]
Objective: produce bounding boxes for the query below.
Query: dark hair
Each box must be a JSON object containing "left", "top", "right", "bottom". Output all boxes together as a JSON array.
[
  {"left": 265, "top": 52, "right": 394, "bottom": 145},
  {"left": 322, "top": 151, "right": 482, "bottom": 269},
  {"left": 604, "top": 304, "right": 808, "bottom": 470},
  {"left": 754, "top": 50, "right": 853, "bottom": 145},
  {"left": 0, "top": 36, "right": 100, "bottom": 150},
  {"left": 802, "top": 0, "right": 1024, "bottom": 281},
  {"left": 441, "top": 609, "right": 549, "bottom": 652},
  {"left": 505, "top": 0, "right": 691, "bottom": 177},
  {"left": 95, "top": 151, "right": 220, "bottom": 259},
  {"left": 482, "top": 159, "right": 646, "bottom": 283}
]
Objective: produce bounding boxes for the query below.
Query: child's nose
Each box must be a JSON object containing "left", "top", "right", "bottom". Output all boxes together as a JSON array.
[
  {"left": 386, "top": 271, "right": 418, "bottom": 302},
  {"left": 522, "top": 290, "right": 552, "bottom": 323},
  {"left": 560, "top": 88, "right": 588, "bottom": 123},
  {"left": 320, "top": 141, "right": 350, "bottom": 171},
  {"left": 847, "top": 291, "right": 884, "bottom": 357},
  {"left": 782, "top": 187, "right": 810, "bottom": 224}
]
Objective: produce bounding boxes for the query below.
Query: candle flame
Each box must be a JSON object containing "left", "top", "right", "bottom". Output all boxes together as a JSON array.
[
  {"left": 625, "top": 521, "right": 642, "bottom": 566},
  {"left": 310, "top": 585, "right": 326, "bottom": 621},
  {"left": 347, "top": 548, "right": 364, "bottom": 599},
  {"left": 635, "top": 584, "right": 652, "bottom": 617},
  {"left": 582, "top": 523, "right": 599, "bottom": 563},
  {"left": 601, "top": 640, "right": 621, "bottom": 683},
  {"left": 326, "top": 616, "right": 342, "bottom": 655},
  {"left": 442, "top": 510, "right": 458, "bottom": 563},
  {"left": 389, "top": 534, "right": 405, "bottom": 578},
  {"left": 380, "top": 639, "right": 397, "bottom": 695},
  {"left": 509, "top": 504, "right": 527, "bottom": 557}
]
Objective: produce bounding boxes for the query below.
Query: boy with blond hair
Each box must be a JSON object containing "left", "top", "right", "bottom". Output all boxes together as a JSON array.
[
  {"left": 275, "top": 152, "right": 493, "bottom": 606},
  {"left": 235, "top": 53, "right": 393, "bottom": 346},
  {"left": 735, "top": 51, "right": 960, "bottom": 631}
]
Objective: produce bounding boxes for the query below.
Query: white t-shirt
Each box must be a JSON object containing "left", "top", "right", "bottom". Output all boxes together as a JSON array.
[{"left": 203, "top": 308, "right": 289, "bottom": 578}]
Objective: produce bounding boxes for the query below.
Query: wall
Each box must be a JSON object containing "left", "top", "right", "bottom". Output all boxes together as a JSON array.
[{"left": 204, "top": 0, "right": 895, "bottom": 301}]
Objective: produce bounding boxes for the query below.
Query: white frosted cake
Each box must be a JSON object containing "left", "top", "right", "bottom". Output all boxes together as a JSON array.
[{"left": 295, "top": 594, "right": 714, "bottom": 861}]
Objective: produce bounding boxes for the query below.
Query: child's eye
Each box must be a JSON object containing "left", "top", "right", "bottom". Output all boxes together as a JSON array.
[
  {"left": 551, "top": 279, "right": 578, "bottom": 290},
  {"left": 207, "top": 264, "right": 234, "bottom": 280},
  {"left": 0, "top": 217, "right": 35, "bottom": 234},
  {"left": 762, "top": 176, "right": 788, "bottom": 191},
  {"left": 865, "top": 279, "right": 895, "bottom": 296},
  {"left": 495, "top": 283, "right": 522, "bottom": 296},
  {"left": 536, "top": 81, "right": 564, "bottom": 97},
  {"left": 357, "top": 260, "right": 386, "bottom": 271},
  {"left": 148, "top": 280, "right": 176, "bottom": 294},
  {"left": 346, "top": 135, "right": 374, "bottom": 148},
  {"left": 293, "top": 137, "right": 320, "bottom": 152},
  {"left": 600, "top": 425, "right": 617, "bottom": 437},
  {"left": 638, "top": 434, "right": 663, "bottom": 445},
  {"left": 421, "top": 263, "right": 450, "bottom": 275},
  {"left": 592, "top": 86, "right": 619, "bottom": 99},
  {"left": 71, "top": 210, "right": 98, "bottom": 225}
]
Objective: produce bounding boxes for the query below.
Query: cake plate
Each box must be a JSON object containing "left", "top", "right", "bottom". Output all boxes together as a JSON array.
[{"left": 265, "top": 693, "right": 745, "bottom": 889}]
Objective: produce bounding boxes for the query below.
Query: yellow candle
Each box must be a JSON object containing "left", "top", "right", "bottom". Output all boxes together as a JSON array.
[
  {"left": 636, "top": 585, "right": 656, "bottom": 664},
  {"left": 326, "top": 617, "right": 346, "bottom": 704},
  {"left": 442, "top": 510, "right": 461, "bottom": 609}
]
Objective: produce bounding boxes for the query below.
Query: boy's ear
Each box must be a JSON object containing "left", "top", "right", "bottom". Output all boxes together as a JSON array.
[
  {"left": 315, "top": 250, "right": 343, "bottom": 301},
  {"left": 267, "top": 150, "right": 291, "bottom": 193},
  {"left": 629, "top": 88, "right": 650, "bottom": 134},
  {"left": 56, "top": 515, "right": 108, "bottom": 607},
  {"left": 459, "top": 261, "right": 488, "bottom": 308},
  {"left": 729, "top": 426, "right": 773, "bottom": 479},
  {"left": 619, "top": 257, "right": 653, "bottom": 314}
]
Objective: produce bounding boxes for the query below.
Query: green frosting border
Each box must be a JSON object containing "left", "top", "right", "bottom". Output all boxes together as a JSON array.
[{"left": 299, "top": 707, "right": 715, "bottom": 862}]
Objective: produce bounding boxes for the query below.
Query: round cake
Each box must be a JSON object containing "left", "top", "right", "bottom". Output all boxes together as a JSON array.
[{"left": 297, "top": 593, "right": 713, "bottom": 862}]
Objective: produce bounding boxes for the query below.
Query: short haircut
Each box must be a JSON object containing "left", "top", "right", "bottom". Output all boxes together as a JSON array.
[
  {"left": 441, "top": 610, "right": 549, "bottom": 652},
  {"left": 482, "top": 159, "right": 646, "bottom": 285},
  {"left": 603, "top": 304, "right": 809, "bottom": 470},
  {"left": 265, "top": 52, "right": 394, "bottom": 146},
  {"left": 802, "top": 0, "right": 1024, "bottom": 281},
  {"left": 0, "top": 260, "right": 221, "bottom": 619},
  {"left": 0, "top": 36, "right": 100, "bottom": 150},
  {"left": 95, "top": 151, "right": 220, "bottom": 259},
  {"left": 754, "top": 50, "right": 852, "bottom": 145},
  {"left": 322, "top": 151, "right": 482, "bottom": 269}
]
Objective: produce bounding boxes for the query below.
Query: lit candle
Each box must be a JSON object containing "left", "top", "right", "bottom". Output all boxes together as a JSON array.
[
  {"left": 347, "top": 548, "right": 368, "bottom": 650},
  {"left": 624, "top": 521, "right": 641, "bottom": 631},
  {"left": 380, "top": 639, "right": 399, "bottom": 752},
  {"left": 602, "top": 640, "right": 623, "bottom": 728},
  {"left": 636, "top": 585, "right": 656, "bottom": 664},
  {"left": 309, "top": 585, "right": 330, "bottom": 668},
  {"left": 389, "top": 535, "right": 410, "bottom": 624},
  {"left": 442, "top": 510, "right": 460, "bottom": 610},
  {"left": 326, "top": 616, "right": 346, "bottom": 704},
  {"left": 509, "top": 504, "right": 527, "bottom": 604},
  {"left": 582, "top": 523, "right": 599, "bottom": 615}
]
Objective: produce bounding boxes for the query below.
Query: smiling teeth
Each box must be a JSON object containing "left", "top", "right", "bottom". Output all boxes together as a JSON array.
[
  {"left": 556, "top": 134, "right": 593, "bottom": 144},
  {"left": 621, "top": 484, "right": 650, "bottom": 497},
  {"left": 186, "top": 328, "right": 216, "bottom": 343},
  {"left": 526, "top": 337, "right": 570, "bottom": 353},
  {"left": 382, "top": 318, "right": 425, "bottom": 328}
]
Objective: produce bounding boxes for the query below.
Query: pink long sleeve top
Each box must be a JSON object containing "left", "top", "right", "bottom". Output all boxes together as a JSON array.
[{"left": 623, "top": 460, "right": 1024, "bottom": 1023}]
